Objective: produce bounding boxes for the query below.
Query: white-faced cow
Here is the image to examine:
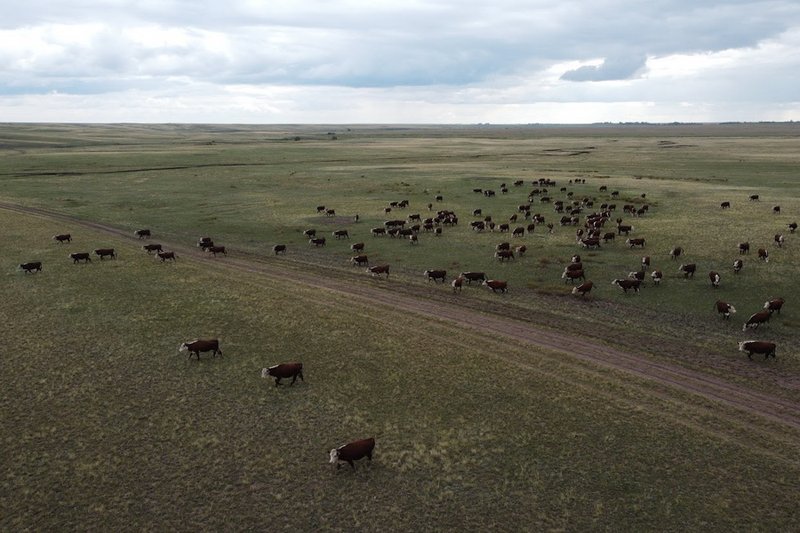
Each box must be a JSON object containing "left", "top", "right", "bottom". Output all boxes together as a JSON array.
[
  {"left": 273, "top": 244, "right": 287, "bottom": 255},
  {"left": 69, "top": 252, "right": 91, "bottom": 264},
  {"left": 261, "top": 363, "right": 304, "bottom": 386},
  {"left": 351, "top": 255, "right": 368, "bottom": 267},
  {"left": 515, "top": 245, "right": 527, "bottom": 257},
  {"left": 738, "top": 242, "right": 750, "bottom": 254},
  {"left": 368, "top": 265, "right": 390, "bottom": 278},
  {"left": 789, "top": 222, "right": 797, "bottom": 233},
  {"left": 562, "top": 269, "right": 585, "bottom": 283},
  {"left": 580, "top": 238, "right": 601, "bottom": 249},
  {"left": 626, "top": 238, "right": 646, "bottom": 248},
  {"left": 134, "top": 229, "right": 151, "bottom": 239},
  {"left": 351, "top": 242, "right": 365, "bottom": 253},
  {"left": 758, "top": 248, "right": 769, "bottom": 262},
  {"left": 774, "top": 234, "right": 784, "bottom": 248},
  {"left": 19, "top": 261, "right": 42, "bottom": 273},
  {"left": 612, "top": 279, "right": 640, "bottom": 293},
  {"left": 651, "top": 270, "right": 663, "bottom": 285},
  {"left": 461, "top": 272, "right": 487, "bottom": 284},
  {"left": 142, "top": 243, "right": 162, "bottom": 254},
  {"left": 371, "top": 227, "right": 386, "bottom": 237},
  {"left": 715, "top": 300, "right": 736, "bottom": 319},
  {"left": 733, "top": 259, "right": 743, "bottom": 274},
  {"left": 641, "top": 256, "right": 650, "bottom": 270},
  {"left": 628, "top": 271, "right": 645, "bottom": 282},
  {"left": 424, "top": 269, "right": 446, "bottom": 283},
  {"left": 157, "top": 251, "right": 176, "bottom": 262},
  {"left": 53, "top": 234, "right": 72, "bottom": 243},
  {"left": 678, "top": 263, "right": 696, "bottom": 278},
  {"left": 330, "top": 437, "right": 375, "bottom": 471},
  {"left": 451, "top": 276, "right": 464, "bottom": 292},
  {"left": 764, "top": 297, "right": 785, "bottom": 314},
  {"left": 208, "top": 245, "right": 227, "bottom": 256},
  {"left": 333, "top": 230, "right": 349, "bottom": 239},
  {"left": 742, "top": 310, "right": 771, "bottom": 331},
  {"left": 670, "top": 247, "right": 683, "bottom": 260},
  {"left": 572, "top": 280, "right": 593, "bottom": 297},
  {"left": 738, "top": 340, "right": 776, "bottom": 360},
  {"left": 709, "top": 271, "right": 720, "bottom": 288},
  {"left": 483, "top": 279, "right": 508, "bottom": 293},
  {"left": 179, "top": 339, "right": 222, "bottom": 360},
  {"left": 94, "top": 248, "right": 116, "bottom": 260},
  {"left": 309, "top": 237, "right": 326, "bottom": 247}
]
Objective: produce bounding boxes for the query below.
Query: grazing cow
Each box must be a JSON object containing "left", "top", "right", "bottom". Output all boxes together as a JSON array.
[
  {"left": 198, "top": 237, "right": 213, "bottom": 248},
  {"left": 157, "top": 251, "right": 176, "bottom": 262},
  {"left": 350, "top": 242, "right": 365, "bottom": 253},
  {"left": 483, "top": 279, "right": 508, "bottom": 293},
  {"left": 309, "top": 237, "right": 326, "bottom": 247},
  {"left": 612, "top": 279, "right": 641, "bottom": 293},
  {"left": 651, "top": 270, "right": 663, "bottom": 285},
  {"left": 53, "top": 233, "right": 72, "bottom": 243},
  {"left": 316, "top": 205, "right": 326, "bottom": 213},
  {"left": 330, "top": 438, "right": 375, "bottom": 471},
  {"left": 527, "top": 223, "right": 536, "bottom": 233},
  {"left": 733, "top": 259, "right": 743, "bottom": 273},
  {"left": 602, "top": 232, "right": 616, "bottom": 243},
  {"left": 495, "top": 250, "right": 515, "bottom": 261},
  {"left": 764, "top": 297, "right": 785, "bottom": 314},
  {"left": 472, "top": 209, "right": 482, "bottom": 216},
  {"left": 424, "top": 269, "right": 447, "bottom": 283},
  {"left": 261, "top": 363, "right": 304, "bottom": 386},
  {"left": 565, "top": 262, "right": 583, "bottom": 272},
  {"left": 628, "top": 271, "right": 645, "bottom": 282},
  {"left": 678, "top": 263, "right": 696, "bottom": 278},
  {"left": 572, "top": 280, "right": 593, "bottom": 297},
  {"left": 514, "top": 180, "right": 524, "bottom": 186},
  {"left": 69, "top": 252, "right": 91, "bottom": 264},
  {"left": 498, "top": 223, "right": 510, "bottom": 233},
  {"left": 384, "top": 207, "right": 392, "bottom": 215},
  {"left": 484, "top": 190, "right": 496, "bottom": 197},
  {"left": 434, "top": 227, "right": 443, "bottom": 236},
  {"left": 738, "top": 242, "right": 750, "bottom": 254},
  {"left": 325, "top": 209, "right": 336, "bottom": 217},
  {"left": 473, "top": 188, "right": 483, "bottom": 194},
  {"left": 19, "top": 261, "right": 42, "bottom": 273},
  {"left": 738, "top": 341, "right": 776, "bottom": 360},
  {"left": 94, "top": 248, "right": 116, "bottom": 260},
  {"left": 749, "top": 194, "right": 759, "bottom": 201},
  {"left": 580, "top": 238, "right": 601, "bottom": 249},
  {"left": 409, "top": 234, "right": 419, "bottom": 244},
  {"left": 515, "top": 245, "right": 527, "bottom": 257},
  {"left": 134, "top": 229, "right": 151, "bottom": 239},
  {"left": 368, "top": 265, "right": 390, "bottom": 278},
  {"left": 670, "top": 247, "right": 683, "bottom": 260},
  {"left": 142, "top": 243, "right": 163, "bottom": 254},
  {"left": 179, "top": 339, "right": 222, "bottom": 360},
  {"left": 562, "top": 269, "right": 585, "bottom": 283},
  {"left": 496, "top": 242, "right": 510, "bottom": 251},
  {"left": 451, "top": 276, "right": 464, "bottom": 292},
  {"left": 788, "top": 222, "right": 797, "bottom": 233},
  {"left": 208, "top": 245, "right": 227, "bottom": 256},
  {"left": 303, "top": 229, "right": 317, "bottom": 240},
  {"left": 720, "top": 201, "right": 730, "bottom": 209},
  {"left": 435, "top": 195, "right": 443, "bottom": 202},
  {"left": 641, "top": 256, "right": 650, "bottom": 270},
  {"left": 626, "top": 238, "right": 646, "bottom": 248},
  {"left": 461, "top": 272, "right": 487, "bottom": 284},
  {"left": 709, "top": 271, "right": 720, "bottom": 288},
  {"left": 333, "top": 230, "right": 349, "bottom": 239},
  {"left": 272, "top": 245, "right": 287, "bottom": 255},
  {"left": 617, "top": 224, "right": 633, "bottom": 235},
  {"left": 351, "top": 255, "right": 369, "bottom": 266},
  {"left": 774, "top": 234, "right": 784, "bottom": 248},
  {"left": 758, "top": 248, "right": 769, "bottom": 262},
  {"left": 715, "top": 300, "right": 736, "bottom": 319},
  {"left": 742, "top": 310, "right": 771, "bottom": 331},
  {"left": 773, "top": 205, "right": 781, "bottom": 214},
  {"left": 408, "top": 213, "right": 421, "bottom": 222},
  {"left": 371, "top": 227, "right": 386, "bottom": 237}
]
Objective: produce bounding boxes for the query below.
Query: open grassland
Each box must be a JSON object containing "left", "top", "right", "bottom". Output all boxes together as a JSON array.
[{"left": 3, "top": 208, "right": 800, "bottom": 531}]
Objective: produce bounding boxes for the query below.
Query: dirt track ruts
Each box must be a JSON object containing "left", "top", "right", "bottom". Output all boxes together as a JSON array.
[{"left": 4, "top": 201, "right": 800, "bottom": 435}]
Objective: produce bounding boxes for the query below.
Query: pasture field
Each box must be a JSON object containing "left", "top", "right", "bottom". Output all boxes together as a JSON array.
[{"left": 2, "top": 208, "right": 800, "bottom": 531}]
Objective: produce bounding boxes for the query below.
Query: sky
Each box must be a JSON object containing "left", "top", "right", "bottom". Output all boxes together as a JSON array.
[{"left": 1, "top": 0, "right": 799, "bottom": 123}]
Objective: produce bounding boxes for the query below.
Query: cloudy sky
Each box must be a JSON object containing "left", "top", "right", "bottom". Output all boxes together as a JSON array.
[{"left": 1, "top": 0, "right": 799, "bottom": 123}]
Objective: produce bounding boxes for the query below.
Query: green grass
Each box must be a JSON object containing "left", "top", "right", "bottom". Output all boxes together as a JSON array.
[{"left": 2, "top": 208, "right": 800, "bottom": 531}]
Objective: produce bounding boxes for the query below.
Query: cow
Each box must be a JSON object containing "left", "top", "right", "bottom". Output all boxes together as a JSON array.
[
  {"left": 316, "top": 205, "right": 326, "bottom": 213},
  {"left": 261, "top": 363, "right": 304, "bottom": 386},
  {"left": 617, "top": 224, "right": 633, "bottom": 235},
  {"left": 19, "top": 261, "right": 43, "bottom": 273},
  {"left": 495, "top": 250, "right": 515, "bottom": 261},
  {"left": 742, "top": 310, "right": 771, "bottom": 331},
  {"left": 764, "top": 297, "right": 785, "bottom": 314},
  {"left": 626, "top": 238, "right": 646, "bottom": 248},
  {"left": 720, "top": 201, "right": 731, "bottom": 209},
  {"left": 473, "top": 188, "right": 483, "bottom": 194},
  {"left": 304, "top": 229, "right": 316, "bottom": 238},
  {"left": 451, "top": 276, "right": 464, "bottom": 292},
  {"left": 572, "top": 280, "right": 593, "bottom": 297},
  {"left": 53, "top": 234, "right": 72, "bottom": 243},
  {"left": 134, "top": 229, "right": 151, "bottom": 239},
  {"left": 409, "top": 234, "right": 419, "bottom": 244},
  {"left": 424, "top": 269, "right": 447, "bottom": 283},
  {"left": 434, "top": 227, "right": 443, "bottom": 236},
  {"left": 142, "top": 243, "right": 163, "bottom": 254},
  {"left": 789, "top": 222, "right": 798, "bottom": 233},
  {"left": 325, "top": 209, "right": 336, "bottom": 217},
  {"left": 737, "top": 242, "right": 750, "bottom": 255},
  {"left": 384, "top": 207, "right": 392, "bottom": 215},
  {"left": 350, "top": 242, "right": 365, "bottom": 253},
  {"left": 774, "top": 234, "right": 784, "bottom": 248},
  {"left": 498, "top": 223, "right": 510, "bottom": 233},
  {"left": 527, "top": 223, "right": 536, "bottom": 233},
  {"left": 749, "top": 194, "right": 759, "bottom": 201},
  {"left": 368, "top": 265, "right": 390, "bottom": 278},
  {"left": 69, "top": 252, "right": 91, "bottom": 264},
  {"left": 483, "top": 279, "right": 508, "bottom": 293},
  {"left": 738, "top": 340, "right": 776, "bottom": 360},
  {"left": 94, "top": 248, "right": 116, "bottom": 260},
  {"left": 758, "top": 248, "right": 769, "bottom": 262},
  {"left": 333, "top": 230, "right": 349, "bottom": 239},
  {"left": 512, "top": 226, "right": 525, "bottom": 237},
  {"left": 179, "top": 339, "right": 222, "bottom": 360},
  {"left": 484, "top": 190, "right": 496, "bottom": 197},
  {"left": 515, "top": 245, "right": 527, "bottom": 257},
  {"left": 628, "top": 271, "right": 645, "bottom": 282},
  {"left": 651, "top": 270, "right": 663, "bottom": 285},
  {"left": 715, "top": 300, "right": 736, "bottom": 319},
  {"left": 565, "top": 262, "right": 583, "bottom": 272},
  {"left": 580, "top": 238, "right": 601, "bottom": 249},
  {"left": 670, "top": 247, "right": 683, "bottom": 260},
  {"left": 612, "top": 279, "right": 641, "bottom": 293},
  {"left": 273, "top": 244, "right": 287, "bottom": 255},
  {"left": 733, "top": 259, "right": 743, "bottom": 273},
  {"left": 435, "top": 195, "right": 443, "bottom": 202},
  {"left": 309, "top": 237, "right": 326, "bottom": 247},
  {"left": 330, "top": 438, "right": 375, "bottom": 471},
  {"left": 208, "top": 245, "right": 227, "bottom": 256},
  {"left": 461, "top": 272, "right": 487, "bottom": 284},
  {"left": 678, "top": 263, "right": 696, "bottom": 278},
  {"left": 157, "top": 251, "right": 176, "bottom": 262},
  {"left": 602, "top": 232, "right": 616, "bottom": 243},
  {"left": 562, "top": 269, "right": 585, "bottom": 283},
  {"left": 709, "top": 271, "right": 720, "bottom": 288},
  {"left": 472, "top": 209, "right": 482, "bottom": 216},
  {"left": 773, "top": 205, "right": 781, "bottom": 214},
  {"left": 371, "top": 227, "right": 386, "bottom": 237},
  {"left": 408, "top": 213, "right": 421, "bottom": 222},
  {"left": 641, "top": 256, "right": 650, "bottom": 270},
  {"left": 496, "top": 242, "right": 511, "bottom": 251},
  {"left": 198, "top": 237, "right": 213, "bottom": 249},
  {"left": 351, "top": 255, "right": 369, "bottom": 267}
]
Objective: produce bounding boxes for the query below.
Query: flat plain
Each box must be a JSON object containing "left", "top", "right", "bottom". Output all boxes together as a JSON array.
[{"left": 1, "top": 123, "right": 799, "bottom": 530}]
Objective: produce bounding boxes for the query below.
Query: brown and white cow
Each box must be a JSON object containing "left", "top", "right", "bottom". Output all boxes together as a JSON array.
[
  {"left": 764, "top": 297, "right": 785, "bottom": 314},
  {"left": 94, "top": 248, "right": 116, "bottom": 260},
  {"left": 738, "top": 242, "right": 750, "bottom": 254},
  {"left": 515, "top": 245, "right": 527, "bottom": 257},
  {"left": 641, "top": 256, "right": 650, "bottom": 270},
  {"left": 325, "top": 209, "right": 336, "bottom": 217},
  {"left": 368, "top": 265, "right": 390, "bottom": 278},
  {"left": 709, "top": 271, "right": 720, "bottom": 288},
  {"left": 351, "top": 255, "right": 369, "bottom": 266},
  {"left": 483, "top": 279, "right": 508, "bottom": 293},
  {"left": 424, "top": 269, "right": 447, "bottom": 283},
  {"left": 773, "top": 205, "right": 781, "bottom": 214},
  {"left": 757, "top": 248, "right": 769, "bottom": 262},
  {"left": 208, "top": 245, "right": 227, "bottom": 256},
  {"left": 69, "top": 252, "right": 91, "bottom": 264},
  {"left": 19, "top": 261, "right": 42, "bottom": 273},
  {"left": 371, "top": 227, "right": 386, "bottom": 237},
  {"left": 461, "top": 272, "right": 487, "bottom": 284},
  {"left": 612, "top": 278, "right": 641, "bottom": 293},
  {"left": 715, "top": 300, "right": 736, "bottom": 319},
  {"left": 261, "top": 363, "right": 304, "bottom": 386},
  {"left": 495, "top": 250, "right": 515, "bottom": 261},
  {"left": 53, "top": 234, "right": 72, "bottom": 243},
  {"left": 451, "top": 276, "right": 464, "bottom": 292},
  {"left": 742, "top": 310, "right": 771, "bottom": 331},
  {"left": 789, "top": 222, "right": 798, "bottom": 233},
  {"left": 134, "top": 229, "right": 151, "bottom": 239},
  {"left": 273, "top": 244, "right": 287, "bottom": 255},
  {"left": 774, "top": 234, "right": 784, "bottom": 248},
  {"left": 157, "top": 251, "right": 176, "bottom": 262},
  {"left": 179, "top": 339, "right": 222, "bottom": 359},
  {"left": 580, "top": 238, "right": 601, "bottom": 249},
  {"left": 571, "top": 254, "right": 581, "bottom": 263},
  {"left": 309, "top": 237, "right": 326, "bottom": 247},
  {"left": 572, "top": 280, "right": 593, "bottom": 297},
  {"left": 198, "top": 238, "right": 214, "bottom": 250},
  {"left": 669, "top": 247, "right": 683, "bottom": 260},
  {"left": 562, "top": 269, "right": 585, "bottom": 283},
  {"left": 651, "top": 270, "right": 663, "bottom": 285},
  {"left": 333, "top": 229, "right": 349, "bottom": 239},
  {"left": 733, "top": 259, "right": 743, "bottom": 273},
  {"left": 617, "top": 224, "right": 633, "bottom": 235},
  {"left": 626, "top": 238, "right": 646, "bottom": 248},
  {"left": 678, "top": 263, "right": 696, "bottom": 278},
  {"left": 330, "top": 437, "right": 375, "bottom": 471},
  {"left": 628, "top": 271, "right": 645, "bottom": 282},
  {"left": 142, "top": 243, "right": 163, "bottom": 254},
  {"left": 351, "top": 242, "right": 365, "bottom": 253},
  {"left": 738, "top": 340, "right": 776, "bottom": 360}
]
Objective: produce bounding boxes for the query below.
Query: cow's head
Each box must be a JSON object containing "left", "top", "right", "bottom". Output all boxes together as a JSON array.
[
  {"left": 738, "top": 341, "right": 751, "bottom": 351},
  {"left": 329, "top": 449, "right": 339, "bottom": 464},
  {"left": 178, "top": 343, "right": 188, "bottom": 352},
  {"left": 261, "top": 368, "right": 270, "bottom": 379}
]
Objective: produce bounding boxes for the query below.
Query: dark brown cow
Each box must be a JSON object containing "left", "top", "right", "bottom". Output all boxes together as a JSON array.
[
  {"left": 461, "top": 272, "right": 487, "bottom": 284},
  {"left": 512, "top": 226, "right": 525, "bottom": 237},
  {"left": 562, "top": 269, "right": 585, "bottom": 283},
  {"left": 304, "top": 229, "right": 316, "bottom": 238},
  {"left": 208, "top": 245, "right": 227, "bottom": 256},
  {"left": 758, "top": 248, "right": 769, "bottom": 262},
  {"left": 94, "top": 248, "right": 116, "bottom": 260},
  {"left": 720, "top": 201, "right": 730, "bottom": 209},
  {"left": 435, "top": 195, "right": 443, "bottom": 202},
  {"left": 368, "top": 264, "right": 390, "bottom": 278},
  {"left": 316, "top": 205, "right": 326, "bottom": 213},
  {"left": 742, "top": 310, "right": 771, "bottom": 331},
  {"left": 409, "top": 234, "right": 419, "bottom": 244},
  {"left": 53, "top": 234, "right": 72, "bottom": 243},
  {"left": 678, "top": 263, "right": 696, "bottom": 278},
  {"left": 19, "top": 261, "right": 42, "bottom": 273},
  {"left": 351, "top": 255, "right": 369, "bottom": 266},
  {"left": 565, "top": 262, "right": 583, "bottom": 272},
  {"left": 612, "top": 278, "right": 640, "bottom": 293},
  {"left": 580, "top": 238, "right": 601, "bottom": 249},
  {"left": 715, "top": 300, "right": 736, "bottom": 319},
  {"left": 709, "top": 271, "right": 720, "bottom": 288},
  {"left": 651, "top": 270, "right": 663, "bottom": 285},
  {"left": 261, "top": 363, "right": 304, "bottom": 386},
  {"left": 749, "top": 194, "right": 759, "bottom": 201},
  {"left": 774, "top": 234, "right": 784, "bottom": 248},
  {"left": 572, "top": 280, "right": 593, "bottom": 297},
  {"left": 602, "top": 232, "right": 615, "bottom": 242},
  {"left": 773, "top": 205, "right": 781, "bottom": 214},
  {"left": 273, "top": 244, "right": 287, "bottom": 255},
  {"left": 333, "top": 229, "right": 349, "bottom": 239},
  {"left": 641, "top": 256, "right": 650, "bottom": 270},
  {"left": 179, "top": 339, "right": 222, "bottom": 359},
  {"left": 495, "top": 250, "right": 515, "bottom": 261},
  {"left": 515, "top": 245, "right": 527, "bottom": 257},
  {"left": 733, "top": 259, "right": 743, "bottom": 273},
  {"left": 628, "top": 271, "right": 645, "bottom": 282},
  {"left": 157, "top": 251, "right": 176, "bottom": 262},
  {"left": 142, "top": 243, "right": 163, "bottom": 254},
  {"left": 670, "top": 246, "right": 683, "bottom": 260},
  {"left": 330, "top": 437, "right": 375, "bottom": 471},
  {"left": 496, "top": 242, "right": 511, "bottom": 251},
  {"left": 764, "top": 297, "right": 785, "bottom": 314},
  {"left": 738, "top": 242, "right": 750, "bottom": 254},
  {"left": 371, "top": 227, "right": 386, "bottom": 237},
  {"left": 626, "top": 238, "right": 645, "bottom": 248},
  {"left": 351, "top": 242, "right": 365, "bottom": 253},
  {"left": 451, "top": 276, "right": 464, "bottom": 292},
  {"left": 309, "top": 237, "right": 326, "bottom": 247},
  {"left": 134, "top": 229, "right": 151, "bottom": 239},
  {"left": 424, "top": 269, "right": 447, "bottom": 283},
  {"left": 325, "top": 209, "right": 336, "bottom": 217},
  {"left": 617, "top": 224, "right": 633, "bottom": 235},
  {"left": 738, "top": 340, "right": 776, "bottom": 360},
  {"left": 527, "top": 223, "right": 536, "bottom": 233},
  {"left": 789, "top": 222, "right": 798, "bottom": 233},
  {"left": 546, "top": 223, "right": 554, "bottom": 233},
  {"left": 198, "top": 239, "right": 214, "bottom": 251},
  {"left": 69, "top": 252, "right": 91, "bottom": 263},
  {"left": 483, "top": 279, "right": 508, "bottom": 293}
]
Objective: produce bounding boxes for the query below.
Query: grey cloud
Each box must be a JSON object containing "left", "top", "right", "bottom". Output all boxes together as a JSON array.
[{"left": 560, "top": 55, "right": 648, "bottom": 82}]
